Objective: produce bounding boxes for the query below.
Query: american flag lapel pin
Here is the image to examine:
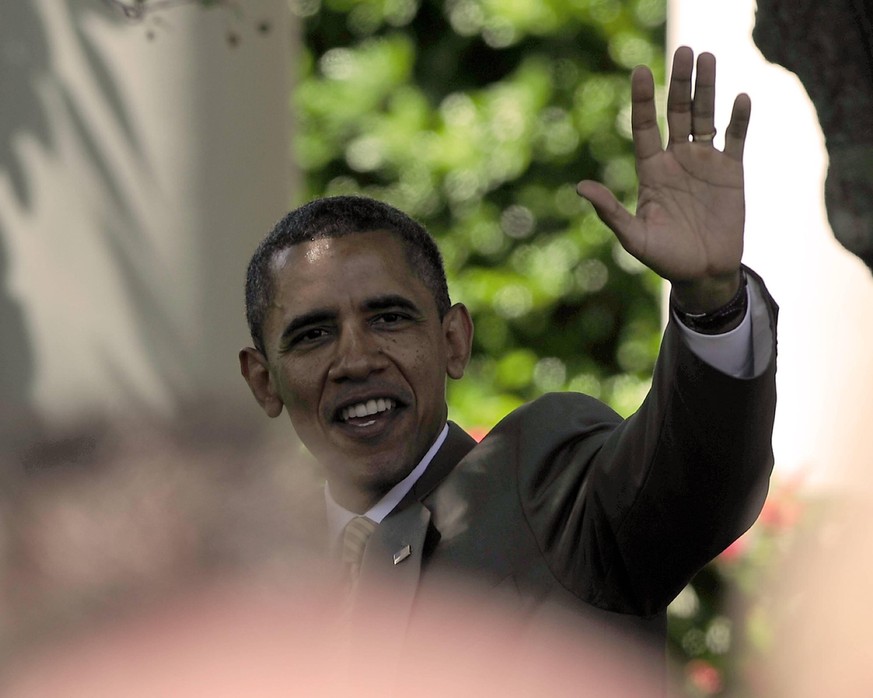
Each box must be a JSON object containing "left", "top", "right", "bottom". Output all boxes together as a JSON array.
[{"left": 393, "top": 545, "right": 412, "bottom": 565}]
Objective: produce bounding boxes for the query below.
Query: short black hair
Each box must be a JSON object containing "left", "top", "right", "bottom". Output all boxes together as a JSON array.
[{"left": 245, "top": 196, "right": 451, "bottom": 355}]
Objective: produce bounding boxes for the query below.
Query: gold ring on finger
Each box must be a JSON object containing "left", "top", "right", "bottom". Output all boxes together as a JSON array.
[{"left": 692, "top": 130, "right": 716, "bottom": 143}]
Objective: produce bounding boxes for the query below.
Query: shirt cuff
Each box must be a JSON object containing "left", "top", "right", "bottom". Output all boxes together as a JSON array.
[{"left": 673, "top": 286, "right": 754, "bottom": 378}]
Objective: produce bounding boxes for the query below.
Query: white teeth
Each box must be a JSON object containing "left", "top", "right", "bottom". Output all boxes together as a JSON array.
[{"left": 340, "top": 398, "right": 396, "bottom": 422}]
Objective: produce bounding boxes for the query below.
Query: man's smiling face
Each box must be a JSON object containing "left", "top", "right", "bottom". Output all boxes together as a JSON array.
[{"left": 241, "top": 230, "right": 472, "bottom": 513}]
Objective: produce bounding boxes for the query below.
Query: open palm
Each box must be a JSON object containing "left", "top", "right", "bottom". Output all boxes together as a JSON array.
[{"left": 578, "top": 47, "right": 751, "bottom": 312}]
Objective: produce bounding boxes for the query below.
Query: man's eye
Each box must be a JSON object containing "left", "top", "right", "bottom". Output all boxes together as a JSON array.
[
  {"left": 374, "top": 312, "right": 406, "bottom": 324},
  {"left": 292, "top": 328, "right": 328, "bottom": 345}
]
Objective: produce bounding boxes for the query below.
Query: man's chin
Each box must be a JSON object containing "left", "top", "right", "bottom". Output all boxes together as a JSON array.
[{"left": 324, "top": 455, "right": 416, "bottom": 511}]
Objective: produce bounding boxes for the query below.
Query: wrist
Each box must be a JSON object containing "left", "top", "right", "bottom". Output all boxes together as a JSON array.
[
  {"left": 671, "top": 270, "right": 743, "bottom": 314},
  {"left": 672, "top": 269, "right": 748, "bottom": 335}
]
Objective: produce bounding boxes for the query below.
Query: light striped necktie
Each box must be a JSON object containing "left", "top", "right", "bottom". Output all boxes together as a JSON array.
[{"left": 341, "top": 516, "right": 378, "bottom": 592}]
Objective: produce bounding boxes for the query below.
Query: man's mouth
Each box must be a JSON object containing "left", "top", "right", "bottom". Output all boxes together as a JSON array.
[{"left": 338, "top": 398, "right": 397, "bottom": 425}]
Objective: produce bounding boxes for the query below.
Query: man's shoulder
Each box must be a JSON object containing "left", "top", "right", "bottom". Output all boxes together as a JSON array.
[
  {"left": 489, "top": 392, "right": 622, "bottom": 435},
  {"left": 445, "top": 392, "right": 622, "bottom": 479}
]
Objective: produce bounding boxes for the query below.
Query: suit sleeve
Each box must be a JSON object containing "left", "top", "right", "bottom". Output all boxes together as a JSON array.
[{"left": 510, "top": 268, "right": 778, "bottom": 616}]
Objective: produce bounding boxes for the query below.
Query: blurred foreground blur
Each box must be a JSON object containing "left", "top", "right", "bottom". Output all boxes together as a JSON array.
[
  {"left": 11, "top": 412, "right": 871, "bottom": 697},
  {"left": 4, "top": 414, "right": 872, "bottom": 697},
  {"left": 0, "top": 413, "right": 666, "bottom": 697},
  {"left": 761, "top": 497, "right": 873, "bottom": 698}
]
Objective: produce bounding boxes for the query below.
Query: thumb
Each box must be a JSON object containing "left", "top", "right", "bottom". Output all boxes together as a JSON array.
[
  {"left": 576, "top": 180, "right": 636, "bottom": 240},
  {"left": 576, "top": 180, "right": 647, "bottom": 261}
]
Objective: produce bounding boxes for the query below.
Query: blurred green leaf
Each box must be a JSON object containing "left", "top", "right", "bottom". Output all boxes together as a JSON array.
[{"left": 296, "top": 0, "right": 665, "bottom": 429}]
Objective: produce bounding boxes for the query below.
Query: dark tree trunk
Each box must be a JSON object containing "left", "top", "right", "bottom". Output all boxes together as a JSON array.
[{"left": 753, "top": 0, "right": 873, "bottom": 274}]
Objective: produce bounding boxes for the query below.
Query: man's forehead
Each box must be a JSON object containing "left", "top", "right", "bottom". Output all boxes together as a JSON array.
[
  {"left": 268, "top": 231, "right": 419, "bottom": 282},
  {"left": 270, "top": 238, "right": 334, "bottom": 274},
  {"left": 265, "top": 232, "right": 428, "bottom": 309}
]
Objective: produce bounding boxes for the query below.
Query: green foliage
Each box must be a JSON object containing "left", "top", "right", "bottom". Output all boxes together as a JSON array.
[{"left": 293, "top": 0, "right": 666, "bottom": 429}]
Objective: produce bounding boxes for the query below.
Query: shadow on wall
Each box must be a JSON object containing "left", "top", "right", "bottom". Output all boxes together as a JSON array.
[
  {"left": 0, "top": 2, "right": 48, "bottom": 419},
  {"left": 0, "top": 0, "right": 201, "bottom": 419}
]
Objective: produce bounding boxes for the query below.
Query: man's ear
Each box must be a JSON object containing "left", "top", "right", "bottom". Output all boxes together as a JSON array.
[
  {"left": 239, "top": 347, "right": 284, "bottom": 418},
  {"left": 443, "top": 303, "right": 474, "bottom": 380}
]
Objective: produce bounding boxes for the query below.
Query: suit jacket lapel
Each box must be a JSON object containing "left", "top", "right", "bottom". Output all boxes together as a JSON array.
[
  {"left": 351, "top": 424, "right": 476, "bottom": 632},
  {"left": 393, "top": 421, "right": 477, "bottom": 562},
  {"left": 351, "top": 500, "right": 431, "bottom": 649},
  {"left": 405, "top": 421, "right": 477, "bottom": 504}
]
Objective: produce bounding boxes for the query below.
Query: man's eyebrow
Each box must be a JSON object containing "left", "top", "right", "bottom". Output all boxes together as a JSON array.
[{"left": 363, "top": 295, "right": 423, "bottom": 314}]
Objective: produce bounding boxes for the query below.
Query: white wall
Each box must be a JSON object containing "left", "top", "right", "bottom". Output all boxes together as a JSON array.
[
  {"left": 669, "top": 0, "right": 873, "bottom": 490},
  {"left": 0, "top": 0, "right": 294, "bottom": 423}
]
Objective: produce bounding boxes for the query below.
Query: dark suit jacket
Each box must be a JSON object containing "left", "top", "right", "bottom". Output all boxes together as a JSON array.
[{"left": 350, "top": 269, "right": 777, "bottom": 650}]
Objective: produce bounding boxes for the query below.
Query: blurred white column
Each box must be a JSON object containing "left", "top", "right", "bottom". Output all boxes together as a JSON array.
[
  {"left": 668, "top": 0, "right": 873, "bottom": 490},
  {"left": 0, "top": 0, "right": 294, "bottom": 423}
]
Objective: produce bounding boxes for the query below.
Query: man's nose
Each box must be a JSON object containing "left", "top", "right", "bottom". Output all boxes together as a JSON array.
[{"left": 328, "top": 326, "right": 388, "bottom": 381}]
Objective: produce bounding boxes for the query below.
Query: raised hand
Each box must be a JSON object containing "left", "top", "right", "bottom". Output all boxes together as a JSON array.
[{"left": 576, "top": 46, "right": 751, "bottom": 313}]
